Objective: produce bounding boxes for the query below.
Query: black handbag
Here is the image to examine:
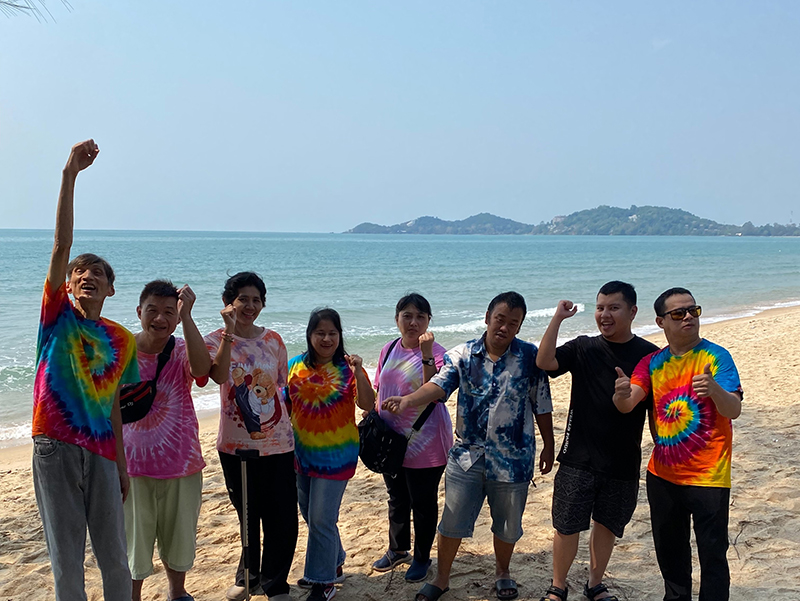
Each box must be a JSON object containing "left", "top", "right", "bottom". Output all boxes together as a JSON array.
[
  {"left": 119, "top": 336, "right": 175, "bottom": 424},
  {"left": 358, "top": 338, "right": 438, "bottom": 476},
  {"left": 358, "top": 403, "right": 437, "bottom": 476}
]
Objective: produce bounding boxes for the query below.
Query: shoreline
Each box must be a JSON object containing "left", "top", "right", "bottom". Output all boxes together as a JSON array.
[{"left": 2, "top": 302, "right": 798, "bottom": 469}]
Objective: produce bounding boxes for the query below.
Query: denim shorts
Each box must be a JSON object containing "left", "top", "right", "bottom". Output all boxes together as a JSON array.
[
  {"left": 551, "top": 463, "right": 639, "bottom": 538},
  {"left": 438, "top": 455, "right": 530, "bottom": 544}
]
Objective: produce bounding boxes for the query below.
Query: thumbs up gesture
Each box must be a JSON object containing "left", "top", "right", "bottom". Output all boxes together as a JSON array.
[
  {"left": 692, "top": 363, "right": 717, "bottom": 398},
  {"left": 613, "top": 366, "right": 632, "bottom": 401}
]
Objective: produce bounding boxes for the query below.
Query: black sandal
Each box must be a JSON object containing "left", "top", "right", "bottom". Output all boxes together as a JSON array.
[
  {"left": 416, "top": 583, "right": 450, "bottom": 601},
  {"left": 583, "top": 582, "right": 619, "bottom": 601},
  {"left": 539, "top": 584, "right": 568, "bottom": 601}
]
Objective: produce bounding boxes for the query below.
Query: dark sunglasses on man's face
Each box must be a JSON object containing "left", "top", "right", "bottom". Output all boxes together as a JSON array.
[{"left": 660, "top": 305, "right": 702, "bottom": 321}]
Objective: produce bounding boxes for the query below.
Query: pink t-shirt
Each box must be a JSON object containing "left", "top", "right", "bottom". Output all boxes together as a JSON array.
[
  {"left": 123, "top": 337, "right": 206, "bottom": 479},
  {"left": 376, "top": 339, "right": 453, "bottom": 469},
  {"left": 205, "top": 328, "right": 293, "bottom": 457}
]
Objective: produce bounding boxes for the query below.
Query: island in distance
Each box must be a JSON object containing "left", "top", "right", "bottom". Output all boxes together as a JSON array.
[{"left": 345, "top": 205, "right": 800, "bottom": 236}]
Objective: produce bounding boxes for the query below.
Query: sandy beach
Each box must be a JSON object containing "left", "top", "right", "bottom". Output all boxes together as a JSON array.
[{"left": 2, "top": 306, "right": 799, "bottom": 600}]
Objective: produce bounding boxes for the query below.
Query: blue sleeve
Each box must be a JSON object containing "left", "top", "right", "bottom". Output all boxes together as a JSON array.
[
  {"left": 712, "top": 347, "right": 743, "bottom": 396},
  {"left": 430, "top": 349, "right": 460, "bottom": 398}
]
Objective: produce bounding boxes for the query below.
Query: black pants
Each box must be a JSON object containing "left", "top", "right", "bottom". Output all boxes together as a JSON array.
[
  {"left": 384, "top": 464, "right": 446, "bottom": 563},
  {"left": 219, "top": 450, "right": 298, "bottom": 596},
  {"left": 646, "top": 472, "right": 731, "bottom": 601}
]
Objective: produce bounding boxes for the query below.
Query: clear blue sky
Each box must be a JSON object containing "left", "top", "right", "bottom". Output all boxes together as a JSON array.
[{"left": 1, "top": 1, "right": 798, "bottom": 232}]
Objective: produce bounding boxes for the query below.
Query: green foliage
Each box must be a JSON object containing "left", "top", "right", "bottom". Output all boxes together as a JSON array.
[
  {"left": 347, "top": 213, "right": 533, "bottom": 235},
  {"left": 347, "top": 206, "right": 800, "bottom": 236}
]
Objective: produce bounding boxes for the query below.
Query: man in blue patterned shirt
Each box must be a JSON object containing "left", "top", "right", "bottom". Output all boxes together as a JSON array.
[{"left": 384, "top": 292, "right": 555, "bottom": 601}]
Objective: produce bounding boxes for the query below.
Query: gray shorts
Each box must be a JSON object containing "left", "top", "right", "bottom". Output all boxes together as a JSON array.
[
  {"left": 438, "top": 455, "right": 530, "bottom": 544},
  {"left": 551, "top": 463, "right": 638, "bottom": 538}
]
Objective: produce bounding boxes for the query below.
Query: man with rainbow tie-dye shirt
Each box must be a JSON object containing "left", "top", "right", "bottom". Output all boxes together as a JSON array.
[
  {"left": 613, "top": 287, "right": 743, "bottom": 601},
  {"left": 31, "top": 140, "right": 140, "bottom": 601}
]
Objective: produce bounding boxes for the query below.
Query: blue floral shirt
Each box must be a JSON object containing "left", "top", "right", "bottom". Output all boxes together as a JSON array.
[{"left": 430, "top": 335, "right": 552, "bottom": 483}]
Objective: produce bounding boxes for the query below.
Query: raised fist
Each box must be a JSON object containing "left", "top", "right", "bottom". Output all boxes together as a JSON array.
[
  {"left": 555, "top": 300, "right": 578, "bottom": 321},
  {"left": 64, "top": 139, "right": 99, "bottom": 176}
]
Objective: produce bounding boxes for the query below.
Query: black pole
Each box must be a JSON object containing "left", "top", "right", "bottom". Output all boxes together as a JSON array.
[{"left": 235, "top": 448, "right": 259, "bottom": 600}]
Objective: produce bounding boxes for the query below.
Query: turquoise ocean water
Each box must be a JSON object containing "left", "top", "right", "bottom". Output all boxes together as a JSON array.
[{"left": 1, "top": 229, "right": 798, "bottom": 446}]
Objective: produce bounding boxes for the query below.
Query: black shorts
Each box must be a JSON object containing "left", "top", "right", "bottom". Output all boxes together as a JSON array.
[{"left": 551, "top": 464, "right": 639, "bottom": 538}]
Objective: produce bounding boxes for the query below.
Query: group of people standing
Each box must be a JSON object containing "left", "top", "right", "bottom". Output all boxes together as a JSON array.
[{"left": 31, "top": 139, "right": 743, "bottom": 601}]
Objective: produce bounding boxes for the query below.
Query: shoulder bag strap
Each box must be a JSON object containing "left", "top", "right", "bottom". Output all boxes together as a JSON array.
[
  {"left": 410, "top": 401, "right": 437, "bottom": 433},
  {"left": 151, "top": 335, "right": 176, "bottom": 393},
  {"left": 381, "top": 337, "right": 401, "bottom": 369}
]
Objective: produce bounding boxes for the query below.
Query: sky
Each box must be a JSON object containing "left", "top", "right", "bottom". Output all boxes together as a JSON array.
[{"left": 1, "top": 1, "right": 799, "bottom": 232}]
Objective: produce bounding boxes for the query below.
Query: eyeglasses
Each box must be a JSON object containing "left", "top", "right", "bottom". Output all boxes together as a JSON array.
[{"left": 660, "top": 305, "right": 702, "bottom": 321}]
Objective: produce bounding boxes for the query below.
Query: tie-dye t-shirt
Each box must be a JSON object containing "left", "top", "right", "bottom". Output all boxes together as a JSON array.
[
  {"left": 631, "top": 338, "right": 742, "bottom": 488},
  {"left": 32, "top": 280, "right": 139, "bottom": 461},
  {"left": 376, "top": 339, "right": 453, "bottom": 469},
  {"left": 287, "top": 354, "right": 370, "bottom": 480},
  {"left": 123, "top": 338, "right": 206, "bottom": 479},
  {"left": 205, "top": 328, "right": 293, "bottom": 457}
]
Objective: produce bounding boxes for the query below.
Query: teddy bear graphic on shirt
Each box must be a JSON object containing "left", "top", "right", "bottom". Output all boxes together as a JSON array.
[{"left": 230, "top": 366, "right": 283, "bottom": 439}]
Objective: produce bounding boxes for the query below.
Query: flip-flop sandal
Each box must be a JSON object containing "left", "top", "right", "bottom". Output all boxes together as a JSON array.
[
  {"left": 495, "top": 578, "right": 519, "bottom": 601},
  {"left": 583, "top": 582, "right": 618, "bottom": 601},
  {"left": 539, "top": 583, "right": 568, "bottom": 601},
  {"left": 415, "top": 583, "right": 450, "bottom": 601}
]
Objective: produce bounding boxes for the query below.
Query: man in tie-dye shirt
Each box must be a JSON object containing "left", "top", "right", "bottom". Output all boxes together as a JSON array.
[
  {"left": 384, "top": 292, "right": 554, "bottom": 601},
  {"left": 613, "top": 287, "right": 743, "bottom": 601},
  {"left": 31, "top": 140, "right": 139, "bottom": 601}
]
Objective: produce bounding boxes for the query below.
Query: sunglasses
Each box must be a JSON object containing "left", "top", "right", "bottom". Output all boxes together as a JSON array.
[{"left": 660, "top": 305, "right": 702, "bottom": 321}]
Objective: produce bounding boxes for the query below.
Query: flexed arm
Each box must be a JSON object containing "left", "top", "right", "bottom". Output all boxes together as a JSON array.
[
  {"left": 178, "top": 285, "right": 212, "bottom": 378},
  {"left": 419, "top": 331, "right": 438, "bottom": 383},
  {"left": 537, "top": 300, "right": 577, "bottom": 371},
  {"left": 47, "top": 140, "right": 99, "bottom": 286},
  {"left": 209, "top": 305, "right": 237, "bottom": 384},
  {"left": 345, "top": 354, "right": 377, "bottom": 411}
]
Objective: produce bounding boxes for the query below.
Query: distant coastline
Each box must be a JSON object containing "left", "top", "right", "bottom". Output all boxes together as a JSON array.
[{"left": 346, "top": 205, "right": 800, "bottom": 236}]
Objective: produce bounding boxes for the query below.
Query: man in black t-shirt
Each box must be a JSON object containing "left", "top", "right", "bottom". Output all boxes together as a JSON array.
[{"left": 536, "top": 281, "right": 658, "bottom": 601}]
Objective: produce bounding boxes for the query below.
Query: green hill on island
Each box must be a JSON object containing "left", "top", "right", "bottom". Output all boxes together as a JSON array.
[{"left": 346, "top": 205, "right": 800, "bottom": 236}]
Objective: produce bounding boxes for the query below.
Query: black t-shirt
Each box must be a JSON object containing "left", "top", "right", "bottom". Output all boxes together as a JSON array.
[{"left": 549, "top": 335, "right": 659, "bottom": 481}]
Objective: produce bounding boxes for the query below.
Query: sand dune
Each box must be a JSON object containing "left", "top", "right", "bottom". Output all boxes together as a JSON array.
[{"left": 2, "top": 306, "right": 799, "bottom": 600}]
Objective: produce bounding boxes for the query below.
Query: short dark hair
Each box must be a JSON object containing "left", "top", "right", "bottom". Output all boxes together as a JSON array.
[
  {"left": 395, "top": 292, "right": 433, "bottom": 318},
  {"left": 222, "top": 271, "right": 266, "bottom": 305},
  {"left": 303, "top": 307, "right": 347, "bottom": 368},
  {"left": 597, "top": 280, "right": 637, "bottom": 307},
  {"left": 67, "top": 253, "right": 115, "bottom": 286},
  {"left": 138, "top": 279, "right": 178, "bottom": 306},
  {"left": 654, "top": 287, "right": 695, "bottom": 317},
  {"left": 487, "top": 291, "right": 527, "bottom": 320}
]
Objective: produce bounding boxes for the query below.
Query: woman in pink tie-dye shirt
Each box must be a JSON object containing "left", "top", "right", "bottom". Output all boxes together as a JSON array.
[{"left": 372, "top": 293, "right": 453, "bottom": 583}]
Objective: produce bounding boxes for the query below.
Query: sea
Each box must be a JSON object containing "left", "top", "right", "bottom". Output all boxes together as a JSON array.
[{"left": 1, "top": 230, "right": 799, "bottom": 448}]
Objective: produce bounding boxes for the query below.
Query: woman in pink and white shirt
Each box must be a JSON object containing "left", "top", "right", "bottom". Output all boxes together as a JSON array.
[{"left": 205, "top": 272, "right": 296, "bottom": 601}]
